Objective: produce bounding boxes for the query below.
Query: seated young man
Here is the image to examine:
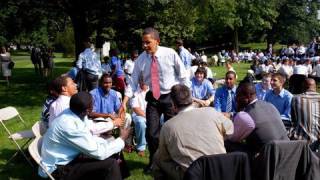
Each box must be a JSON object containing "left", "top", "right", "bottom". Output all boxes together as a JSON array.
[
  {"left": 39, "top": 92, "right": 130, "bottom": 179},
  {"left": 213, "top": 71, "right": 237, "bottom": 118},
  {"left": 48, "top": 75, "right": 78, "bottom": 126},
  {"left": 265, "top": 73, "right": 293, "bottom": 130},
  {"left": 89, "top": 74, "right": 131, "bottom": 128},
  {"left": 130, "top": 78, "right": 149, "bottom": 156},
  {"left": 191, "top": 66, "right": 215, "bottom": 107}
]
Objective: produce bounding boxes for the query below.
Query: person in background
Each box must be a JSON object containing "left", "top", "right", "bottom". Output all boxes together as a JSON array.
[
  {"left": 255, "top": 73, "right": 272, "bottom": 100},
  {"left": 0, "top": 46, "right": 12, "bottom": 85},
  {"left": 101, "top": 56, "right": 112, "bottom": 75},
  {"left": 76, "top": 39, "right": 102, "bottom": 91},
  {"left": 214, "top": 71, "right": 237, "bottom": 118},
  {"left": 265, "top": 73, "right": 293, "bottom": 131},
  {"left": 124, "top": 50, "right": 138, "bottom": 83},
  {"left": 176, "top": 39, "right": 194, "bottom": 70},
  {"left": 110, "top": 49, "right": 126, "bottom": 97},
  {"left": 191, "top": 67, "right": 215, "bottom": 107}
]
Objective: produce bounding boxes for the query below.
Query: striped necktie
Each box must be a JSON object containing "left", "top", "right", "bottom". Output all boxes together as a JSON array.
[
  {"left": 226, "top": 90, "right": 232, "bottom": 112},
  {"left": 151, "top": 55, "right": 161, "bottom": 100}
]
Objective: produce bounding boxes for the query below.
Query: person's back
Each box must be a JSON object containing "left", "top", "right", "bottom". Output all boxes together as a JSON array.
[
  {"left": 161, "top": 107, "right": 233, "bottom": 169},
  {"left": 244, "top": 100, "right": 288, "bottom": 152}
]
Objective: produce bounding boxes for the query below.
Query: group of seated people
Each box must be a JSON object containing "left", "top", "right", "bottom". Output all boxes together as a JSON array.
[{"left": 37, "top": 63, "right": 320, "bottom": 179}]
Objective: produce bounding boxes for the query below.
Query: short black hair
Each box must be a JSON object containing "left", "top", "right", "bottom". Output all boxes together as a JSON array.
[
  {"left": 176, "top": 39, "right": 183, "bottom": 46},
  {"left": 99, "top": 74, "right": 112, "bottom": 85},
  {"left": 52, "top": 75, "right": 70, "bottom": 94},
  {"left": 70, "top": 92, "right": 92, "bottom": 115},
  {"left": 236, "top": 82, "right": 256, "bottom": 96},
  {"left": 170, "top": 84, "right": 192, "bottom": 108},
  {"left": 143, "top": 27, "right": 160, "bottom": 41}
]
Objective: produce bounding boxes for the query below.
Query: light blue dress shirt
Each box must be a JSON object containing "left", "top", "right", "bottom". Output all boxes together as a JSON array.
[
  {"left": 255, "top": 83, "right": 271, "bottom": 101},
  {"left": 76, "top": 48, "right": 102, "bottom": 76},
  {"left": 179, "top": 46, "right": 193, "bottom": 69},
  {"left": 110, "top": 56, "right": 124, "bottom": 77},
  {"left": 90, "top": 87, "right": 121, "bottom": 114},
  {"left": 39, "top": 109, "right": 124, "bottom": 177},
  {"left": 191, "top": 77, "right": 215, "bottom": 100},
  {"left": 265, "top": 89, "right": 293, "bottom": 121},
  {"left": 213, "top": 85, "right": 237, "bottom": 113}
]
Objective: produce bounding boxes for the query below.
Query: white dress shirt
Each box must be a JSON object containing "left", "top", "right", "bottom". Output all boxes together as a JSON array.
[
  {"left": 49, "top": 95, "right": 71, "bottom": 126},
  {"left": 127, "top": 46, "right": 189, "bottom": 97}
]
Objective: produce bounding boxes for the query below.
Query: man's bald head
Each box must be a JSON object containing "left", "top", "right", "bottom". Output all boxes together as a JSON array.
[{"left": 304, "top": 78, "right": 317, "bottom": 92}]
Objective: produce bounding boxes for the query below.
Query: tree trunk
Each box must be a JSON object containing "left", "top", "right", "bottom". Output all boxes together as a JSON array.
[
  {"left": 233, "top": 27, "right": 239, "bottom": 53},
  {"left": 69, "top": 11, "right": 89, "bottom": 59}
]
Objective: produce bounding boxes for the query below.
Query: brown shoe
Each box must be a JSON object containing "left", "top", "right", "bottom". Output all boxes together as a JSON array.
[{"left": 137, "top": 151, "right": 145, "bottom": 157}]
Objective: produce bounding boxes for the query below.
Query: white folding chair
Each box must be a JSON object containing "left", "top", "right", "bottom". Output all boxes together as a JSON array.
[
  {"left": 0, "top": 106, "right": 35, "bottom": 167},
  {"left": 28, "top": 137, "right": 55, "bottom": 180},
  {"left": 32, "top": 121, "right": 47, "bottom": 138}
]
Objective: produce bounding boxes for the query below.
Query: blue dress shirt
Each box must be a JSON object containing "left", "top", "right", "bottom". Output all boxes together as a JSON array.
[
  {"left": 191, "top": 77, "right": 215, "bottom": 100},
  {"left": 90, "top": 87, "right": 121, "bottom": 114},
  {"left": 110, "top": 56, "right": 124, "bottom": 77},
  {"left": 76, "top": 48, "right": 102, "bottom": 76},
  {"left": 255, "top": 83, "right": 271, "bottom": 101},
  {"left": 213, "top": 85, "right": 237, "bottom": 112},
  {"left": 179, "top": 46, "right": 193, "bottom": 69},
  {"left": 39, "top": 109, "right": 124, "bottom": 177},
  {"left": 265, "top": 89, "right": 293, "bottom": 121}
]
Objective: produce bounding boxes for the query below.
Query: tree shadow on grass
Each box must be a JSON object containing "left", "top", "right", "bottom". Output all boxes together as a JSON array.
[
  {"left": 0, "top": 148, "right": 41, "bottom": 180},
  {"left": 0, "top": 67, "right": 70, "bottom": 108}
]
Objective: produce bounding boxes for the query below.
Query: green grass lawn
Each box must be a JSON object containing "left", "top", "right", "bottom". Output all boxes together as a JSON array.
[{"left": 0, "top": 52, "right": 250, "bottom": 179}]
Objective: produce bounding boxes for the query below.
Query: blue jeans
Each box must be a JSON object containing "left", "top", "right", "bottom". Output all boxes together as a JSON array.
[{"left": 132, "top": 114, "right": 147, "bottom": 151}]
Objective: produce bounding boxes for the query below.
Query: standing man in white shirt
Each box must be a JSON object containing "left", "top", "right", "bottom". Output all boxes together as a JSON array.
[
  {"left": 48, "top": 75, "right": 78, "bottom": 126},
  {"left": 121, "top": 27, "right": 189, "bottom": 172}
]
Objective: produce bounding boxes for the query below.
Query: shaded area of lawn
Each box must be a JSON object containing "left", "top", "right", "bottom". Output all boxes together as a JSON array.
[{"left": 0, "top": 52, "right": 152, "bottom": 179}]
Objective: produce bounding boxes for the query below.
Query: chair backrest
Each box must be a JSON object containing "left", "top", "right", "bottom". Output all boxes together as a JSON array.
[
  {"left": 0, "top": 106, "right": 20, "bottom": 121},
  {"left": 32, "top": 121, "right": 47, "bottom": 138},
  {"left": 28, "top": 137, "right": 55, "bottom": 180},
  {"left": 32, "top": 121, "right": 42, "bottom": 138},
  {"left": 184, "top": 152, "right": 251, "bottom": 180}
]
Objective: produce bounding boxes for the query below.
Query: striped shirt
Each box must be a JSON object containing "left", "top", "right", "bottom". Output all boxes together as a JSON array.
[{"left": 292, "top": 91, "right": 320, "bottom": 144}]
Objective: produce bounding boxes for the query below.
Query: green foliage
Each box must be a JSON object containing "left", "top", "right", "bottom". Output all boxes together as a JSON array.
[{"left": 54, "top": 27, "right": 75, "bottom": 58}]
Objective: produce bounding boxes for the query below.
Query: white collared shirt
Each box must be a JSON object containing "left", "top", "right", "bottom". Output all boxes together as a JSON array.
[
  {"left": 49, "top": 95, "right": 71, "bottom": 126},
  {"left": 127, "top": 46, "right": 190, "bottom": 97}
]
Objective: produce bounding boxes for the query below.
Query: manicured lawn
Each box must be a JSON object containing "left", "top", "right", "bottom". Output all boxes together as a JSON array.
[
  {"left": 0, "top": 51, "right": 250, "bottom": 179},
  {"left": 0, "top": 51, "right": 153, "bottom": 179}
]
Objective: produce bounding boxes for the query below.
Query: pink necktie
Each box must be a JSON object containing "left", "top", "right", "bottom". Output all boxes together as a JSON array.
[{"left": 151, "top": 55, "right": 161, "bottom": 100}]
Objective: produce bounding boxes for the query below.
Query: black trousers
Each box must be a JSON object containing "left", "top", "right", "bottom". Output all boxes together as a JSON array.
[
  {"left": 85, "top": 72, "right": 99, "bottom": 91},
  {"left": 52, "top": 156, "right": 122, "bottom": 180},
  {"left": 145, "top": 91, "right": 175, "bottom": 167}
]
